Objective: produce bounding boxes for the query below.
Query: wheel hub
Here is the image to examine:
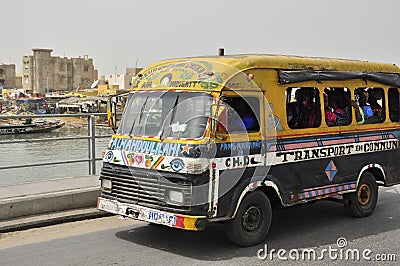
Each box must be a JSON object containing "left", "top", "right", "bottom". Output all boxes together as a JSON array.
[
  {"left": 357, "top": 183, "right": 371, "bottom": 206},
  {"left": 242, "top": 206, "right": 261, "bottom": 232}
]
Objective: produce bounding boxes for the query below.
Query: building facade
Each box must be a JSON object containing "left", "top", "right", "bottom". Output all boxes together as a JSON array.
[
  {"left": 22, "top": 48, "right": 95, "bottom": 94},
  {"left": 0, "top": 64, "right": 16, "bottom": 89},
  {"left": 102, "top": 67, "right": 143, "bottom": 91}
]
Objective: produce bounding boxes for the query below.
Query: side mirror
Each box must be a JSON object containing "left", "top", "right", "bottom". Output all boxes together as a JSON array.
[
  {"left": 107, "top": 96, "right": 118, "bottom": 132},
  {"left": 211, "top": 103, "right": 228, "bottom": 140}
]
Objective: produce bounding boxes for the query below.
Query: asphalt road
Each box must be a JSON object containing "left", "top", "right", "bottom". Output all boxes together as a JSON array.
[{"left": 1, "top": 186, "right": 399, "bottom": 265}]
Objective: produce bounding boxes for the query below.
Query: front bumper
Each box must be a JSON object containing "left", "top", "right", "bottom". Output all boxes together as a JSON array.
[{"left": 97, "top": 197, "right": 207, "bottom": 231}]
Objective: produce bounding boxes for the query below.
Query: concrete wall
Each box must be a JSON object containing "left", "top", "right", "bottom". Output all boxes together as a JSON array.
[
  {"left": 0, "top": 64, "right": 16, "bottom": 89},
  {"left": 72, "top": 56, "right": 94, "bottom": 90},
  {"left": 15, "top": 75, "right": 22, "bottom": 90},
  {"left": 22, "top": 49, "right": 95, "bottom": 94},
  {"left": 22, "top": 56, "right": 34, "bottom": 92},
  {"left": 0, "top": 189, "right": 100, "bottom": 221}
]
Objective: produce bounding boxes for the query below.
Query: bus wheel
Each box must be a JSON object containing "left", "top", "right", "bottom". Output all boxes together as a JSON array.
[
  {"left": 225, "top": 190, "right": 272, "bottom": 247},
  {"left": 344, "top": 172, "right": 378, "bottom": 218}
]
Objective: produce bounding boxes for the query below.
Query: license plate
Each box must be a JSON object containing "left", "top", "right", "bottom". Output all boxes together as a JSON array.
[
  {"left": 99, "top": 199, "right": 119, "bottom": 213},
  {"left": 146, "top": 210, "right": 177, "bottom": 226}
]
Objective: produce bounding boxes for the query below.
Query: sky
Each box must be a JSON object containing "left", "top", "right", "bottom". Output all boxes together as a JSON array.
[{"left": 1, "top": 0, "right": 400, "bottom": 76}]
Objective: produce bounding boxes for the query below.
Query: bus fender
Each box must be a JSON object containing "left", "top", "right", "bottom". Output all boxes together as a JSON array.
[
  {"left": 357, "top": 163, "right": 386, "bottom": 186},
  {"left": 230, "top": 179, "right": 283, "bottom": 219}
]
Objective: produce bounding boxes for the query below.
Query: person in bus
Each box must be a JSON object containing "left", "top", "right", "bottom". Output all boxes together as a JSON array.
[
  {"left": 356, "top": 89, "right": 373, "bottom": 121},
  {"left": 368, "top": 89, "right": 383, "bottom": 116},
  {"left": 324, "top": 92, "right": 337, "bottom": 126},
  {"left": 288, "top": 88, "right": 319, "bottom": 128},
  {"left": 324, "top": 90, "right": 350, "bottom": 126},
  {"left": 352, "top": 99, "right": 364, "bottom": 124}
]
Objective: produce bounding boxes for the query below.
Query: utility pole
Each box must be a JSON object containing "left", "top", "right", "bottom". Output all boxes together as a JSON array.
[{"left": 46, "top": 70, "right": 49, "bottom": 95}]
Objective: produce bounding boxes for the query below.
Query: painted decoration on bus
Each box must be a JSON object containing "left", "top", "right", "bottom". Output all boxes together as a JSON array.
[
  {"left": 271, "top": 132, "right": 400, "bottom": 164},
  {"left": 104, "top": 150, "right": 176, "bottom": 171},
  {"left": 109, "top": 137, "right": 196, "bottom": 157},
  {"left": 131, "top": 60, "right": 258, "bottom": 90}
]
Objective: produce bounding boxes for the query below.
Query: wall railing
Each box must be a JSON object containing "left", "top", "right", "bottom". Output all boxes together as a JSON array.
[{"left": 0, "top": 113, "right": 112, "bottom": 175}]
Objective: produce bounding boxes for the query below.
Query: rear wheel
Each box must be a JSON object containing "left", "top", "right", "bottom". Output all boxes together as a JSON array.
[
  {"left": 225, "top": 190, "right": 272, "bottom": 247},
  {"left": 344, "top": 172, "right": 378, "bottom": 217}
]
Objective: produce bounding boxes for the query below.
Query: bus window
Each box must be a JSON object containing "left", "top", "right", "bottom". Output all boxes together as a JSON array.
[
  {"left": 388, "top": 88, "right": 400, "bottom": 122},
  {"left": 286, "top": 87, "right": 321, "bottom": 129},
  {"left": 224, "top": 97, "right": 260, "bottom": 133},
  {"left": 355, "top": 88, "right": 385, "bottom": 124},
  {"left": 324, "top": 87, "right": 351, "bottom": 126}
]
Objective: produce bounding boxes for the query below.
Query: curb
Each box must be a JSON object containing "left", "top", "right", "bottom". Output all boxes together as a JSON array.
[
  {"left": 0, "top": 208, "right": 113, "bottom": 233},
  {"left": 0, "top": 188, "right": 101, "bottom": 221}
]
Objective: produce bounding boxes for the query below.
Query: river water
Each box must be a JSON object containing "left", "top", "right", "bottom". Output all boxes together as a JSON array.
[{"left": 0, "top": 125, "right": 113, "bottom": 186}]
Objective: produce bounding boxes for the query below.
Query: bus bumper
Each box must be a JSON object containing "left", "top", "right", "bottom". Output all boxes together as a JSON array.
[{"left": 97, "top": 197, "right": 207, "bottom": 231}]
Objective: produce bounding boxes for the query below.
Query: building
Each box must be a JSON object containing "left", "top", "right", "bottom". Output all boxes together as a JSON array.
[
  {"left": 0, "top": 64, "right": 16, "bottom": 89},
  {"left": 102, "top": 67, "right": 143, "bottom": 91},
  {"left": 126, "top": 67, "right": 143, "bottom": 77},
  {"left": 15, "top": 74, "right": 23, "bottom": 90},
  {"left": 104, "top": 73, "right": 130, "bottom": 91},
  {"left": 22, "top": 48, "right": 95, "bottom": 94}
]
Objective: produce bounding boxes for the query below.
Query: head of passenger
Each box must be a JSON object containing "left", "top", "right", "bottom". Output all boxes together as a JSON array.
[
  {"left": 357, "top": 90, "right": 368, "bottom": 106},
  {"left": 368, "top": 89, "right": 382, "bottom": 105},
  {"left": 295, "top": 89, "right": 306, "bottom": 103}
]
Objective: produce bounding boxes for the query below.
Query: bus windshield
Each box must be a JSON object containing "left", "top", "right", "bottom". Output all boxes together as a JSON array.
[{"left": 117, "top": 91, "right": 212, "bottom": 139}]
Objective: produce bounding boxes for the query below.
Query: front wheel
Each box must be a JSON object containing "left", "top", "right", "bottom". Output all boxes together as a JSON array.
[
  {"left": 225, "top": 190, "right": 272, "bottom": 247},
  {"left": 344, "top": 172, "right": 378, "bottom": 217}
]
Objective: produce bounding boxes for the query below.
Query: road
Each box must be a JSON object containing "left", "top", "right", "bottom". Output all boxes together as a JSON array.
[{"left": 1, "top": 187, "right": 399, "bottom": 265}]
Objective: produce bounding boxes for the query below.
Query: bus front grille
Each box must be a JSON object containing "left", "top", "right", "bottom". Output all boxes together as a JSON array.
[{"left": 100, "top": 163, "right": 192, "bottom": 213}]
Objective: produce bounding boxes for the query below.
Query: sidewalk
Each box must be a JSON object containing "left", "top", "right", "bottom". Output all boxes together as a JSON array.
[{"left": 0, "top": 176, "right": 110, "bottom": 233}]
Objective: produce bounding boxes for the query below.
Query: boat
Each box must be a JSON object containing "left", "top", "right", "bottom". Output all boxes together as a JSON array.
[{"left": 0, "top": 118, "right": 65, "bottom": 135}]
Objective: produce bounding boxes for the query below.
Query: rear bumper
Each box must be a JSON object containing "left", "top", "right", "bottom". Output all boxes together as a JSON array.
[{"left": 97, "top": 197, "right": 207, "bottom": 231}]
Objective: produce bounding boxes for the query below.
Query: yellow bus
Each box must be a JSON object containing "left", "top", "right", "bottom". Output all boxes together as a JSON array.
[{"left": 98, "top": 53, "right": 400, "bottom": 246}]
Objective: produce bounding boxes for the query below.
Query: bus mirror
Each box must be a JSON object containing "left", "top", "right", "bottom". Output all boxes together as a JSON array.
[
  {"left": 211, "top": 103, "right": 228, "bottom": 139},
  {"left": 107, "top": 96, "right": 118, "bottom": 132}
]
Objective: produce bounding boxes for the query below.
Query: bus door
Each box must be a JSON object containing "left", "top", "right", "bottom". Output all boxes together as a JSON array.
[{"left": 209, "top": 90, "right": 266, "bottom": 218}]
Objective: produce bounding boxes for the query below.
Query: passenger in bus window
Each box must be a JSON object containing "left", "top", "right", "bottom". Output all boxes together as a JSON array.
[
  {"left": 324, "top": 92, "right": 337, "bottom": 126},
  {"left": 287, "top": 89, "right": 306, "bottom": 128},
  {"left": 324, "top": 89, "right": 351, "bottom": 126},
  {"left": 356, "top": 89, "right": 373, "bottom": 119},
  {"left": 304, "top": 89, "right": 320, "bottom": 127},
  {"left": 287, "top": 88, "right": 320, "bottom": 129},
  {"left": 333, "top": 91, "right": 351, "bottom": 126},
  {"left": 351, "top": 99, "right": 364, "bottom": 124},
  {"left": 368, "top": 89, "right": 383, "bottom": 116}
]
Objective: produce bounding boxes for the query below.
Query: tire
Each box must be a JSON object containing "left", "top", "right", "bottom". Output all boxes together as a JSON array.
[
  {"left": 225, "top": 190, "right": 272, "bottom": 247},
  {"left": 344, "top": 172, "right": 378, "bottom": 218}
]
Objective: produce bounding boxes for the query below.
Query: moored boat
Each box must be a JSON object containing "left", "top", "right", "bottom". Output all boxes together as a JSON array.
[{"left": 0, "top": 119, "right": 65, "bottom": 135}]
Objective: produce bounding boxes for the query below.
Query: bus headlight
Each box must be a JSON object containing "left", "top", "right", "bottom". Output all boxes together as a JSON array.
[
  {"left": 101, "top": 179, "right": 112, "bottom": 190},
  {"left": 167, "top": 190, "right": 184, "bottom": 205}
]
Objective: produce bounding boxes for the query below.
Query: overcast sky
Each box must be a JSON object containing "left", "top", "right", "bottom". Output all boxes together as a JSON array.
[{"left": 1, "top": 0, "right": 399, "bottom": 76}]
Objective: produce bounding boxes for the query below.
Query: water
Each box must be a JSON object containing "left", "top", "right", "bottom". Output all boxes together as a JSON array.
[{"left": 0, "top": 125, "right": 113, "bottom": 186}]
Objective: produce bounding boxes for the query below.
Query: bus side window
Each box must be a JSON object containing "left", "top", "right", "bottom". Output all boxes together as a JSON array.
[
  {"left": 286, "top": 87, "right": 321, "bottom": 129},
  {"left": 224, "top": 97, "right": 260, "bottom": 133},
  {"left": 388, "top": 88, "right": 400, "bottom": 122},
  {"left": 324, "top": 87, "right": 351, "bottom": 127},
  {"left": 355, "top": 87, "right": 385, "bottom": 124}
]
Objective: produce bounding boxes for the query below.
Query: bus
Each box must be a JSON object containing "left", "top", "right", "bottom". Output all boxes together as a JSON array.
[{"left": 97, "top": 53, "right": 400, "bottom": 246}]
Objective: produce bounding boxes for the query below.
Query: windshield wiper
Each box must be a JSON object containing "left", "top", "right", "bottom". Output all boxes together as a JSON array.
[{"left": 160, "top": 95, "right": 179, "bottom": 140}]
